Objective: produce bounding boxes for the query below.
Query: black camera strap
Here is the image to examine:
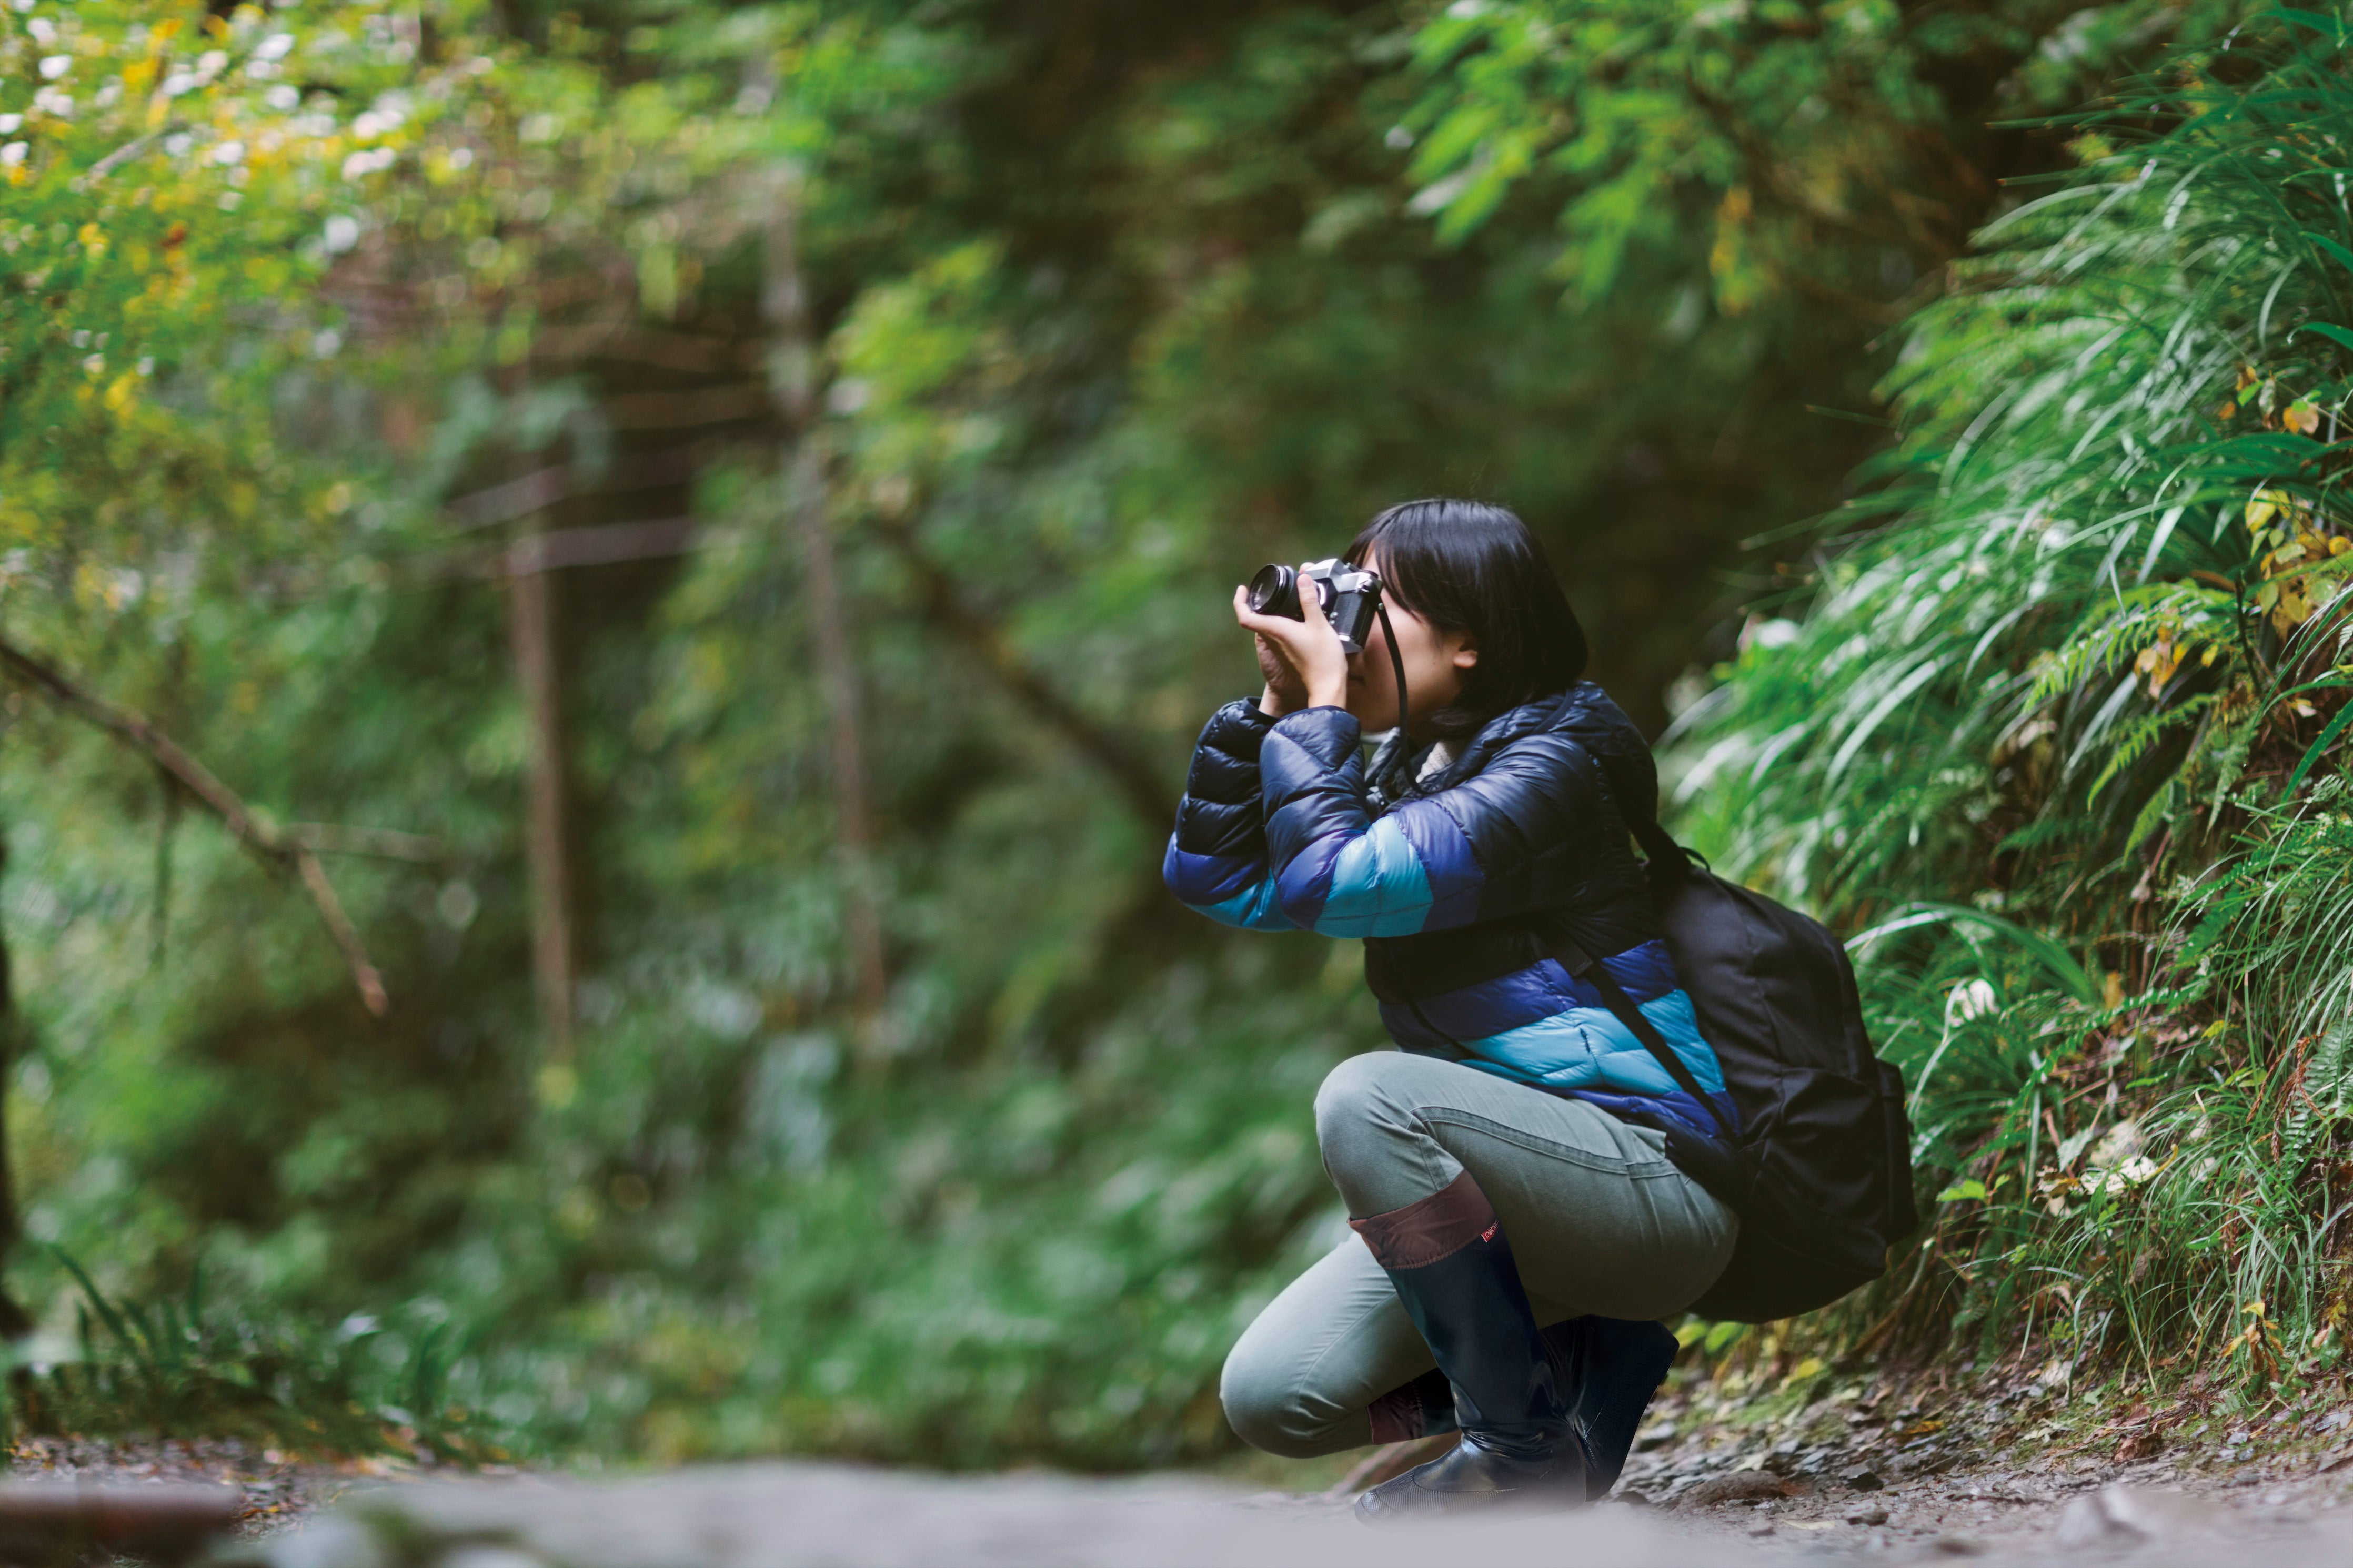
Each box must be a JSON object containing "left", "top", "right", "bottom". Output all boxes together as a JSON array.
[{"left": 1373, "top": 598, "right": 1411, "bottom": 795}]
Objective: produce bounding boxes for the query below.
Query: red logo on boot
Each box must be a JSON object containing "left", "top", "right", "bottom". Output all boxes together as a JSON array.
[{"left": 1480, "top": 1223, "right": 1498, "bottom": 1243}]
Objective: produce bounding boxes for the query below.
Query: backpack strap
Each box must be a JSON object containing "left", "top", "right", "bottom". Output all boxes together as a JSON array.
[
  {"left": 1631, "top": 816, "right": 1701, "bottom": 885},
  {"left": 1548, "top": 930, "right": 1734, "bottom": 1146},
  {"left": 1555, "top": 736, "right": 1703, "bottom": 885}
]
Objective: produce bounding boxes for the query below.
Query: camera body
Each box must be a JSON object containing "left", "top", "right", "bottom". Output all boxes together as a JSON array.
[{"left": 1248, "top": 558, "right": 1383, "bottom": 653}]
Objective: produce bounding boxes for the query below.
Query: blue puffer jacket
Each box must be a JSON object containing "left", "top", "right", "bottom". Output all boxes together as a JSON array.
[{"left": 1161, "top": 685, "right": 1737, "bottom": 1150}]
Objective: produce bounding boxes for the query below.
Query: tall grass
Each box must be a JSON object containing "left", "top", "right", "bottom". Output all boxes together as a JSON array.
[
  {"left": 5, "top": 1254, "right": 496, "bottom": 1460},
  {"left": 1670, "top": 7, "right": 2353, "bottom": 1384}
]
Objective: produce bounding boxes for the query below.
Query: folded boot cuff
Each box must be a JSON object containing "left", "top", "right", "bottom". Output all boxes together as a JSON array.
[{"left": 1349, "top": 1170, "right": 1499, "bottom": 1270}]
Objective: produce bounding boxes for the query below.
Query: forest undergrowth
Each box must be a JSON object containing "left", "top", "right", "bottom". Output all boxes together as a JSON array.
[{"left": 1671, "top": 10, "right": 2353, "bottom": 1414}]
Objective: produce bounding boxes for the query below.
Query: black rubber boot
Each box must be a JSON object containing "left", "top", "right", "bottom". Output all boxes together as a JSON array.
[
  {"left": 1553, "top": 1316, "right": 1680, "bottom": 1496},
  {"left": 1347, "top": 1173, "right": 1589, "bottom": 1522},
  {"left": 1365, "top": 1316, "right": 1680, "bottom": 1499}
]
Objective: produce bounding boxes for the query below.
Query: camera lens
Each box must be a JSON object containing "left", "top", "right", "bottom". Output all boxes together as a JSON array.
[{"left": 1247, "top": 564, "right": 1303, "bottom": 621}]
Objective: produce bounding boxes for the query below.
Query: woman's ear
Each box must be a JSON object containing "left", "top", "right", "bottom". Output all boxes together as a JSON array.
[{"left": 1450, "top": 633, "right": 1479, "bottom": 670}]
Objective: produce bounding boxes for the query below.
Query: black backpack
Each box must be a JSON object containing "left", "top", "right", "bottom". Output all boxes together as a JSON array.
[{"left": 1548, "top": 768, "right": 1919, "bottom": 1322}]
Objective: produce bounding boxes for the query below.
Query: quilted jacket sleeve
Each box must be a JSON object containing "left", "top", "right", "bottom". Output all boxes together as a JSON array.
[
  {"left": 1258, "top": 706, "right": 1610, "bottom": 938},
  {"left": 1161, "top": 700, "right": 1296, "bottom": 930}
]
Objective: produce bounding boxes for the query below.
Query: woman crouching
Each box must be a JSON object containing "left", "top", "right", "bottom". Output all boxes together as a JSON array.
[{"left": 1162, "top": 499, "right": 1738, "bottom": 1520}]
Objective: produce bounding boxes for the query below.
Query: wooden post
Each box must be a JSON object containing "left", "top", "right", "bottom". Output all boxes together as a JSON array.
[
  {"left": 507, "top": 532, "right": 577, "bottom": 1060},
  {"left": 764, "top": 170, "right": 889, "bottom": 1035}
]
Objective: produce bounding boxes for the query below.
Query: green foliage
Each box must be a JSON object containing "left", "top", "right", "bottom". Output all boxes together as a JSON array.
[
  {"left": 6, "top": 1252, "right": 484, "bottom": 1458},
  {"left": 1398, "top": 0, "right": 2240, "bottom": 308},
  {"left": 1676, "top": 8, "right": 2353, "bottom": 1381},
  {"left": 438, "top": 962, "right": 1370, "bottom": 1466}
]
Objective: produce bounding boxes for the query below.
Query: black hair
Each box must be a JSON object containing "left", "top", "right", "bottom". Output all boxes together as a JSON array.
[{"left": 1344, "top": 498, "right": 1588, "bottom": 736}]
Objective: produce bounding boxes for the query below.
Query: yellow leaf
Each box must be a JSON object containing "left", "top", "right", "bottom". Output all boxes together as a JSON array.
[
  {"left": 2273, "top": 583, "right": 2316, "bottom": 635},
  {"left": 2247, "top": 488, "right": 2289, "bottom": 530},
  {"left": 2332, "top": 537, "right": 2351, "bottom": 556},
  {"left": 2286, "top": 401, "right": 2321, "bottom": 436}
]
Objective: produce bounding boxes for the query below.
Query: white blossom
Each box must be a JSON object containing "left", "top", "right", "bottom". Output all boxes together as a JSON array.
[
  {"left": 339, "top": 146, "right": 395, "bottom": 179},
  {"left": 1945, "top": 978, "right": 1998, "bottom": 1025}
]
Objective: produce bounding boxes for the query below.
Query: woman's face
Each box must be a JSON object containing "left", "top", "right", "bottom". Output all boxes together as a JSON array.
[{"left": 1347, "top": 562, "right": 1477, "bottom": 737}]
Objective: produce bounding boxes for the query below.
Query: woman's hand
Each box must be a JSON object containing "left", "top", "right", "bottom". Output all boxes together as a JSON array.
[
  {"left": 1235, "top": 579, "right": 1350, "bottom": 716},
  {"left": 1250, "top": 616, "right": 1309, "bottom": 716}
]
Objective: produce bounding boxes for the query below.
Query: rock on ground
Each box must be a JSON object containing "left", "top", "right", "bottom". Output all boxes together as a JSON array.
[
  {"left": 235, "top": 1468, "right": 1705, "bottom": 1568},
  {"left": 225, "top": 1463, "right": 2353, "bottom": 1568},
  {"left": 4, "top": 1435, "right": 470, "bottom": 1543}
]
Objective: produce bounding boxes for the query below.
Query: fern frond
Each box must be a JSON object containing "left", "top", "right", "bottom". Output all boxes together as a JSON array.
[{"left": 2089, "top": 695, "right": 2217, "bottom": 801}]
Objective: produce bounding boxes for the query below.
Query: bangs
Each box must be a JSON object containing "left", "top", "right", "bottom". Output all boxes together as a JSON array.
[{"left": 1343, "top": 499, "right": 1588, "bottom": 731}]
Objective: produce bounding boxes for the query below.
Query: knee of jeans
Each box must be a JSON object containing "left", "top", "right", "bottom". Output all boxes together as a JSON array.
[
  {"left": 1219, "top": 1340, "right": 1330, "bottom": 1459},
  {"left": 1314, "top": 1053, "right": 1414, "bottom": 1174}
]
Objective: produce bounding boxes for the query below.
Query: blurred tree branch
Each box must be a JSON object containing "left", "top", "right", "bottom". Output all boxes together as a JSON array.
[
  {"left": 0, "top": 636, "right": 390, "bottom": 1017},
  {"left": 872, "top": 519, "right": 1180, "bottom": 832}
]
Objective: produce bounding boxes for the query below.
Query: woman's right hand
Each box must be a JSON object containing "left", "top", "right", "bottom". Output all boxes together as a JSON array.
[{"left": 1236, "top": 581, "right": 1349, "bottom": 717}]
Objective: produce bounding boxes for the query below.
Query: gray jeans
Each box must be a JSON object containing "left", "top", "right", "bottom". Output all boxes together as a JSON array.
[{"left": 1221, "top": 1051, "right": 1738, "bottom": 1457}]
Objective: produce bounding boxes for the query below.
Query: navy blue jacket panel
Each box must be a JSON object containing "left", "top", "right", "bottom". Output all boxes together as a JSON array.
[{"left": 1164, "top": 683, "right": 1737, "bottom": 1148}]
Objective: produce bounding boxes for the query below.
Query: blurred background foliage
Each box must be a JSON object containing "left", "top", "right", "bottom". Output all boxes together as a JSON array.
[{"left": 3, "top": 0, "right": 2351, "bottom": 1469}]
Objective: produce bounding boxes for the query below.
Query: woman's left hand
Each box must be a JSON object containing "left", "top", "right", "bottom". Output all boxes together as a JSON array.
[{"left": 1234, "top": 575, "right": 1350, "bottom": 712}]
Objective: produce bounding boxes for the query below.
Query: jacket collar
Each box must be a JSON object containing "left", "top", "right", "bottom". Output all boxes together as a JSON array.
[{"left": 1412, "top": 688, "right": 1582, "bottom": 793}]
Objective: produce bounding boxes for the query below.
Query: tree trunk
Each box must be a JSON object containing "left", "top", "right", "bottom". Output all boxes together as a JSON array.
[
  {"left": 764, "top": 170, "right": 889, "bottom": 1038},
  {"left": 508, "top": 538, "right": 577, "bottom": 1060},
  {"left": 0, "top": 832, "right": 36, "bottom": 1339}
]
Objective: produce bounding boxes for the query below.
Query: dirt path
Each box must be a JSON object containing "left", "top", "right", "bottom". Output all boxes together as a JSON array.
[
  {"left": 1604, "top": 1353, "right": 2353, "bottom": 1553},
  {"left": 203, "top": 1458, "right": 2349, "bottom": 1567},
  {"left": 23, "top": 1357, "right": 2353, "bottom": 1566},
  {"left": 1214, "top": 1352, "right": 2353, "bottom": 1556}
]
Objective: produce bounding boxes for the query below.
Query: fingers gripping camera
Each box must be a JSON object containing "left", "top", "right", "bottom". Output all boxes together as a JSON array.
[{"left": 1247, "top": 559, "right": 1383, "bottom": 653}]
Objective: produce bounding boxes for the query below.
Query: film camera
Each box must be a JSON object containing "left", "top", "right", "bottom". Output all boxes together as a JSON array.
[{"left": 1246, "top": 558, "right": 1384, "bottom": 654}]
